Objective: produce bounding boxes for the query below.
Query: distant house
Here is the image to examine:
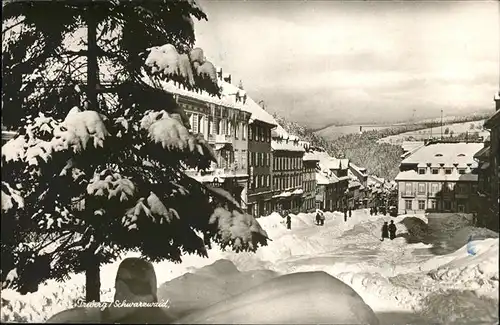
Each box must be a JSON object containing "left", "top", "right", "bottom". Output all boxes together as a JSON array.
[
  {"left": 395, "top": 142, "right": 483, "bottom": 214},
  {"left": 313, "top": 149, "right": 349, "bottom": 211},
  {"left": 348, "top": 163, "right": 369, "bottom": 208},
  {"left": 302, "top": 149, "right": 320, "bottom": 212}
]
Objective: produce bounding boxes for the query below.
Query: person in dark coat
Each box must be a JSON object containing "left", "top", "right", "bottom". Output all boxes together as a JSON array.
[
  {"left": 370, "top": 207, "right": 373, "bottom": 216},
  {"left": 203, "top": 231, "right": 212, "bottom": 249},
  {"left": 374, "top": 206, "right": 378, "bottom": 215},
  {"left": 388, "top": 220, "right": 397, "bottom": 240},
  {"left": 316, "top": 210, "right": 321, "bottom": 225},
  {"left": 286, "top": 214, "right": 291, "bottom": 230},
  {"left": 381, "top": 222, "right": 389, "bottom": 241},
  {"left": 320, "top": 212, "right": 325, "bottom": 226},
  {"left": 348, "top": 208, "right": 352, "bottom": 218},
  {"left": 344, "top": 210, "right": 348, "bottom": 222}
]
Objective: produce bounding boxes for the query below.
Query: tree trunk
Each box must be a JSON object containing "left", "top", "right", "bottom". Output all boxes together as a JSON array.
[
  {"left": 86, "top": 4, "right": 99, "bottom": 111},
  {"left": 84, "top": 248, "right": 101, "bottom": 302}
]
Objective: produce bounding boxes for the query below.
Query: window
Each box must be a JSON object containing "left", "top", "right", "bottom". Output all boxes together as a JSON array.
[
  {"left": 418, "top": 168, "right": 426, "bottom": 175},
  {"left": 191, "top": 113, "right": 199, "bottom": 133},
  {"left": 430, "top": 200, "right": 437, "bottom": 210},
  {"left": 405, "top": 200, "right": 412, "bottom": 210},
  {"left": 267, "top": 130, "right": 271, "bottom": 143},
  {"left": 260, "top": 153, "right": 264, "bottom": 166},
  {"left": 431, "top": 182, "right": 439, "bottom": 194},
  {"left": 431, "top": 168, "right": 439, "bottom": 175},
  {"left": 242, "top": 124, "right": 247, "bottom": 140},
  {"left": 405, "top": 182, "right": 413, "bottom": 195},
  {"left": 458, "top": 168, "right": 465, "bottom": 174},
  {"left": 235, "top": 122, "right": 240, "bottom": 139},
  {"left": 234, "top": 149, "right": 239, "bottom": 167},
  {"left": 267, "top": 175, "right": 270, "bottom": 187},
  {"left": 251, "top": 152, "right": 255, "bottom": 166},
  {"left": 242, "top": 150, "right": 247, "bottom": 169},
  {"left": 249, "top": 125, "right": 253, "bottom": 140},
  {"left": 418, "top": 200, "right": 425, "bottom": 210},
  {"left": 445, "top": 168, "right": 452, "bottom": 175},
  {"left": 418, "top": 183, "right": 426, "bottom": 194}
]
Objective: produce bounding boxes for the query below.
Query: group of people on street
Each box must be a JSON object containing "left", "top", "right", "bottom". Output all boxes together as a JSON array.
[
  {"left": 369, "top": 207, "right": 379, "bottom": 216},
  {"left": 315, "top": 210, "right": 325, "bottom": 226},
  {"left": 381, "top": 220, "right": 397, "bottom": 241}
]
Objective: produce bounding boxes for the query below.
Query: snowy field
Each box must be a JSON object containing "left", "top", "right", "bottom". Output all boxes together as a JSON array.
[
  {"left": 1, "top": 210, "right": 499, "bottom": 324},
  {"left": 378, "top": 120, "right": 489, "bottom": 145}
]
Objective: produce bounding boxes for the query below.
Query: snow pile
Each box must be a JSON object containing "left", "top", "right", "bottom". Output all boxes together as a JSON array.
[
  {"left": 427, "top": 239, "right": 499, "bottom": 289},
  {"left": 175, "top": 271, "right": 380, "bottom": 325},
  {"left": 397, "top": 217, "right": 430, "bottom": 242},
  {"left": 449, "top": 227, "right": 498, "bottom": 251},
  {"left": 157, "top": 260, "right": 278, "bottom": 320},
  {"left": 418, "top": 289, "right": 499, "bottom": 325}
]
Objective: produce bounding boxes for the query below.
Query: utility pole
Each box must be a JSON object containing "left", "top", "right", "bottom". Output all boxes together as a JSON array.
[{"left": 440, "top": 109, "right": 443, "bottom": 140}]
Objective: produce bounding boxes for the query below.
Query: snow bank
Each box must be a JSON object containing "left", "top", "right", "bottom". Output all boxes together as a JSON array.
[
  {"left": 418, "top": 289, "right": 499, "bottom": 325},
  {"left": 175, "top": 271, "right": 380, "bottom": 325},
  {"left": 427, "top": 239, "right": 499, "bottom": 289},
  {"left": 449, "top": 227, "right": 498, "bottom": 251},
  {"left": 157, "top": 260, "right": 278, "bottom": 320}
]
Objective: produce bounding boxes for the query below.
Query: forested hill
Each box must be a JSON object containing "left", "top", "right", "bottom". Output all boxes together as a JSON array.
[{"left": 273, "top": 113, "right": 404, "bottom": 180}]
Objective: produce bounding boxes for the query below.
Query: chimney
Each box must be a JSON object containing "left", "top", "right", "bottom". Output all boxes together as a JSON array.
[
  {"left": 223, "top": 74, "right": 231, "bottom": 84},
  {"left": 495, "top": 91, "right": 500, "bottom": 111}
]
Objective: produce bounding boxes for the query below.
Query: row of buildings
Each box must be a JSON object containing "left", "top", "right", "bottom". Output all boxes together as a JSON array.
[
  {"left": 394, "top": 92, "right": 500, "bottom": 231},
  {"left": 0, "top": 65, "right": 395, "bottom": 219},
  {"left": 147, "top": 68, "right": 376, "bottom": 217}
]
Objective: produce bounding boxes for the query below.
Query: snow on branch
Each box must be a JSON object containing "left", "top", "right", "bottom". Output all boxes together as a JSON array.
[
  {"left": 86, "top": 169, "right": 136, "bottom": 202},
  {"left": 140, "top": 110, "right": 216, "bottom": 162},
  {"left": 122, "top": 192, "right": 180, "bottom": 231},
  {"left": 1, "top": 181, "right": 24, "bottom": 212},
  {"left": 209, "top": 207, "right": 269, "bottom": 252},
  {"left": 52, "top": 107, "right": 110, "bottom": 153}
]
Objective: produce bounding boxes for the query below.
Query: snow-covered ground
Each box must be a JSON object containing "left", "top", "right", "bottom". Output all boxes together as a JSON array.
[{"left": 2, "top": 210, "right": 498, "bottom": 324}]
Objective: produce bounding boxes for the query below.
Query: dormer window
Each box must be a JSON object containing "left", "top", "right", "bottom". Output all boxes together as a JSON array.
[
  {"left": 445, "top": 168, "right": 452, "bottom": 175},
  {"left": 431, "top": 168, "right": 439, "bottom": 175},
  {"left": 457, "top": 153, "right": 465, "bottom": 157},
  {"left": 458, "top": 168, "right": 466, "bottom": 174},
  {"left": 435, "top": 153, "right": 443, "bottom": 157},
  {"left": 418, "top": 168, "right": 426, "bottom": 175}
]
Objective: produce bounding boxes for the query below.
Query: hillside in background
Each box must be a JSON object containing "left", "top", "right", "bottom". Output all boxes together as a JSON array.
[
  {"left": 312, "top": 110, "right": 493, "bottom": 134},
  {"left": 273, "top": 114, "right": 404, "bottom": 180}
]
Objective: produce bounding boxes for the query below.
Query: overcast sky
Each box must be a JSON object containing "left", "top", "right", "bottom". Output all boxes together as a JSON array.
[{"left": 194, "top": 0, "right": 500, "bottom": 129}]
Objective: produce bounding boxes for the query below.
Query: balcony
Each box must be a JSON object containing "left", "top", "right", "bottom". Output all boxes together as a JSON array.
[
  {"left": 215, "top": 134, "right": 232, "bottom": 144},
  {"left": 401, "top": 192, "right": 415, "bottom": 198}
]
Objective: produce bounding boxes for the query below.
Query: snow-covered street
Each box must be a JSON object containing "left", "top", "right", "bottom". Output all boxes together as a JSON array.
[{"left": 2, "top": 209, "right": 499, "bottom": 324}]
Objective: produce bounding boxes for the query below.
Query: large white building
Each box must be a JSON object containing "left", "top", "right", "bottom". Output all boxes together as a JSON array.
[{"left": 395, "top": 142, "right": 483, "bottom": 214}]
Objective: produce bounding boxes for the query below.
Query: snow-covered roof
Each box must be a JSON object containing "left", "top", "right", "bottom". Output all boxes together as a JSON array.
[
  {"left": 395, "top": 170, "right": 478, "bottom": 182},
  {"left": 316, "top": 172, "right": 333, "bottom": 185},
  {"left": 401, "top": 141, "right": 425, "bottom": 153},
  {"left": 141, "top": 73, "right": 277, "bottom": 126},
  {"left": 272, "top": 124, "right": 300, "bottom": 141},
  {"left": 349, "top": 163, "right": 367, "bottom": 175},
  {"left": 219, "top": 80, "right": 277, "bottom": 126},
  {"left": 272, "top": 188, "right": 303, "bottom": 198},
  {"left": 348, "top": 179, "right": 361, "bottom": 189},
  {"left": 271, "top": 139, "right": 305, "bottom": 152},
  {"left": 303, "top": 151, "right": 321, "bottom": 162},
  {"left": 401, "top": 143, "right": 483, "bottom": 169}
]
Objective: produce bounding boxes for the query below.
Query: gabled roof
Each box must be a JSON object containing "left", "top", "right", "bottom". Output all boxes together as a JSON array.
[
  {"left": 141, "top": 71, "right": 277, "bottom": 126},
  {"left": 400, "top": 143, "right": 483, "bottom": 169},
  {"left": 474, "top": 145, "right": 490, "bottom": 161}
]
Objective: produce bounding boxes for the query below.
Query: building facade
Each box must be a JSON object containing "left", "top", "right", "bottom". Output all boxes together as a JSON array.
[
  {"left": 247, "top": 120, "right": 275, "bottom": 217},
  {"left": 270, "top": 133, "right": 305, "bottom": 214},
  {"left": 475, "top": 93, "right": 500, "bottom": 231},
  {"left": 395, "top": 142, "right": 483, "bottom": 214},
  {"left": 302, "top": 151, "right": 319, "bottom": 212},
  {"left": 176, "top": 94, "right": 252, "bottom": 207}
]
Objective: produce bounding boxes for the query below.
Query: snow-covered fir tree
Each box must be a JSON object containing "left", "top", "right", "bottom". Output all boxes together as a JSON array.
[{"left": 1, "top": 0, "right": 268, "bottom": 302}]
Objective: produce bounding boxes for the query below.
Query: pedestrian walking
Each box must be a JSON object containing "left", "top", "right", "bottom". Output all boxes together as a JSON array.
[
  {"left": 381, "top": 222, "right": 389, "bottom": 241},
  {"left": 315, "top": 210, "right": 321, "bottom": 225},
  {"left": 349, "top": 208, "right": 352, "bottom": 218},
  {"left": 374, "top": 206, "right": 378, "bottom": 215},
  {"left": 388, "top": 220, "right": 397, "bottom": 240},
  {"left": 344, "top": 210, "right": 348, "bottom": 222},
  {"left": 370, "top": 207, "right": 373, "bottom": 216},
  {"left": 320, "top": 212, "right": 325, "bottom": 226},
  {"left": 286, "top": 214, "right": 291, "bottom": 230}
]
